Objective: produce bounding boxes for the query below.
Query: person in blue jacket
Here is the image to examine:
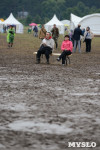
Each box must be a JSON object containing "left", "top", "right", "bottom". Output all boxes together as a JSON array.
[
  {"left": 33, "top": 26, "right": 38, "bottom": 37},
  {"left": 73, "top": 24, "right": 83, "bottom": 53}
]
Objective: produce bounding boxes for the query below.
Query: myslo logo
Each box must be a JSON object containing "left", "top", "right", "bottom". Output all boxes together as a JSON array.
[{"left": 68, "top": 142, "right": 96, "bottom": 148}]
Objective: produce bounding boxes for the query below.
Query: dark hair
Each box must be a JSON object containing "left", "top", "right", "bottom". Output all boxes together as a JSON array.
[
  {"left": 10, "top": 25, "right": 13, "bottom": 27},
  {"left": 87, "top": 26, "right": 90, "bottom": 30},
  {"left": 78, "top": 24, "right": 81, "bottom": 28},
  {"left": 64, "top": 35, "right": 69, "bottom": 38}
]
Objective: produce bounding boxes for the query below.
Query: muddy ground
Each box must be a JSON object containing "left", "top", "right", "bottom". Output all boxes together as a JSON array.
[{"left": 0, "top": 34, "right": 100, "bottom": 150}]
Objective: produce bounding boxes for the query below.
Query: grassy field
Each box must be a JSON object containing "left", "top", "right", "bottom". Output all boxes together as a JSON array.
[
  {"left": 0, "top": 28, "right": 100, "bottom": 67},
  {"left": 1, "top": 27, "right": 100, "bottom": 54}
]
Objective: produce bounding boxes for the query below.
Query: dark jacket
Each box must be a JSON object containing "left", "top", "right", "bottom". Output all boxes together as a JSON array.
[
  {"left": 33, "top": 26, "right": 38, "bottom": 32},
  {"left": 73, "top": 27, "right": 83, "bottom": 40}
]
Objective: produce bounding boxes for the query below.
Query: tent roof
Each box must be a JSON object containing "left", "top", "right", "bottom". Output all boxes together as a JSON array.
[
  {"left": 70, "top": 13, "right": 82, "bottom": 27},
  {"left": 79, "top": 13, "right": 100, "bottom": 35},
  {"left": 79, "top": 13, "right": 100, "bottom": 23},
  {"left": 61, "top": 20, "right": 70, "bottom": 26},
  {"left": 45, "top": 14, "right": 64, "bottom": 26},
  {"left": 71, "top": 13, "right": 100, "bottom": 26},
  {"left": 3, "top": 13, "right": 22, "bottom": 25}
]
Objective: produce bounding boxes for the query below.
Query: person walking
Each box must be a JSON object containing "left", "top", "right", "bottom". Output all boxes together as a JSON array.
[
  {"left": 33, "top": 26, "right": 38, "bottom": 37},
  {"left": 36, "top": 32, "right": 54, "bottom": 64},
  {"left": 84, "top": 27, "right": 94, "bottom": 53},
  {"left": 69, "top": 29, "right": 74, "bottom": 45},
  {"left": 57, "top": 35, "right": 73, "bottom": 65},
  {"left": 7, "top": 25, "right": 15, "bottom": 48},
  {"left": 73, "top": 24, "right": 83, "bottom": 53},
  {"left": 39, "top": 25, "right": 47, "bottom": 40},
  {"left": 51, "top": 24, "right": 59, "bottom": 49}
]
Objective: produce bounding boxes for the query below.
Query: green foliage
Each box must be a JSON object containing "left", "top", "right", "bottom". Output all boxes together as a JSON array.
[{"left": 0, "top": 0, "right": 100, "bottom": 25}]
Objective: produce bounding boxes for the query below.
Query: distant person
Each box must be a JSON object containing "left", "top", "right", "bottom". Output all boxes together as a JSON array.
[
  {"left": 82, "top": 28, "right": 85, "bottom": 36},
  {"left": 73, "top": 24, "right": 83, "bottom": 53},
  {"left": 39, "top": 25, "right": 47, "bottom": 40},
  {"left": 57, "top": 35, "right": 73, "bottom": 65},
  {"left": 65, "top": 26, "right": 68, "bottom": 34},
  {"left": 84, "top": 26, "right": 94, "bottom": 53},
  {"left": 28, "top": 27, "right": 32, "bottom": 33},
  {"left": 33, "top": 26, "right": 38, "bottom": 37},
  {"left": 51, "top": 24, "right": 59, "bottom": 49},
  {"left": 7, "top": 25, "right": 15, "bottom": 47},
  {"left": 69, "top": 29, "right": 74, "bottom": 45},
  {"left": 36, "top": 32, "right": 54, "bottom": 64},
  {"left": 3, "top": 25, "right": 7, "bottom": 33}
]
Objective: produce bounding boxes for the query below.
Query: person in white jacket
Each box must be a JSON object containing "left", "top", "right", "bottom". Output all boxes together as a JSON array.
[
  {"left": 36, "top": 32, "right": 54, "bottom": 64},
  {"left": 84, "top": 26, "right": 94, "bottom": 52}
]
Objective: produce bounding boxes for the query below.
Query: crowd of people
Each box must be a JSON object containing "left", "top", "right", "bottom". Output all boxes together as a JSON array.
[
  {"left": 7, "top": 23, "right": 94, "bottom": 65},
  {"left": 35, "top": 24, "right": 94, "bottom": 65}
]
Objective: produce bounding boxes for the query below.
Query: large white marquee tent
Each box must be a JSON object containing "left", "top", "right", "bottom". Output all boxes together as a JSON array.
[
  {"left": 45, "top": 14, "right": 64, "bottom": 34},
  {"left": 3, "top": 13, "right": 24, "bottom": 33},
  {"left": 70, "top": 13, "right": 100, "bottom": 35},
  {"left": 79, "top": 13, "right": 100, "bottom": 35}
]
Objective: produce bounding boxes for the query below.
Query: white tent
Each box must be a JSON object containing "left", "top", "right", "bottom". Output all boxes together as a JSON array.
[
  {"left": 61, "top": 20, "right": 70, "bottom": 26},
  {"left": 0, "top": 20, "right": 3, "bottom": 33},
  {"left": 45, "top": 14, "right": 64, "bottom": 34},
  {"left": 70, "top": 13, "right": 100, "bottom": 35},
  {"left": 79, "top": 13, "right": 100, "bottom": 35},
  {"left": 70, "top": 13, "right": 82, "bottom": 30},
  {"left": 3, "top": 13, "right": 24, "bottom": 33}
]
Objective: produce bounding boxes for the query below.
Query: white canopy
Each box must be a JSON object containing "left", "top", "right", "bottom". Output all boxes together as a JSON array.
[
  {"left": 3, "top": 13, "right": 24, "bottom": 33},
  {"left": 0, "top": 20, "right": 3, "bottom": 32},
  {"left": 79, "top": 13, "right": 100, "bottom": 35},
  {"left": 70, "top": 13, "right": 82, "bottom": 30},
  {"left": 61, "top": 20, "right": 70, "bottom": 26},
  {"left": 70, "top": 13, "right": 100, "bottom": 35},
  {"left": 45, "top": 14, "right": 64, "bottom": 34}
]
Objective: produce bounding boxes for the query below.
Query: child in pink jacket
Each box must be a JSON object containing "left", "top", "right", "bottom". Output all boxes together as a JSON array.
[{"left": 57, "top": 35, "right": 73, "bottom": 65}]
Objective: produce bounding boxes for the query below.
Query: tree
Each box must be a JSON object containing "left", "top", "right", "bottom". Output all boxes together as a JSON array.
[{"left": 25, "top": 15, "right": 33, "bottom": 25}]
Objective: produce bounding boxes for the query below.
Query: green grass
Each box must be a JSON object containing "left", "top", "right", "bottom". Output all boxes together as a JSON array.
[{"left": 0, "top": 29, "right": 100, "bottom": 58}]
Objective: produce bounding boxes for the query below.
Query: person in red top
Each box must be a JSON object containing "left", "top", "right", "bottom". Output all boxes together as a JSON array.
[{"left": 57, "top": 35, "right": 73, "bottom": 65}]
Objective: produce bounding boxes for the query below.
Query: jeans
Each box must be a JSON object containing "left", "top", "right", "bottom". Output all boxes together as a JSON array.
[
  {"left": 34, "top": 32, "right": 38, "bottom": 37},
  {"left": 73, "top": 40, "right": 81, "bottom": 53}
]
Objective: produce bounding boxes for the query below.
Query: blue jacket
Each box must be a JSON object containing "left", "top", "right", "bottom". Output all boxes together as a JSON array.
[{"left": 33, "top": 26, "right": 38, "bottom": 32}]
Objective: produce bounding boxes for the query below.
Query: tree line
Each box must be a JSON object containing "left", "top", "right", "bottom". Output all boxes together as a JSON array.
[{"left": 0, "top": 0, "right": 100, "bottom": 25}]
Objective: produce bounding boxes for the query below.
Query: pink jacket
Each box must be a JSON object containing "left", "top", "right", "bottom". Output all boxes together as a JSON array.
[{"left": 61, "top": 40, "right": 73, "bottom": 52}]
